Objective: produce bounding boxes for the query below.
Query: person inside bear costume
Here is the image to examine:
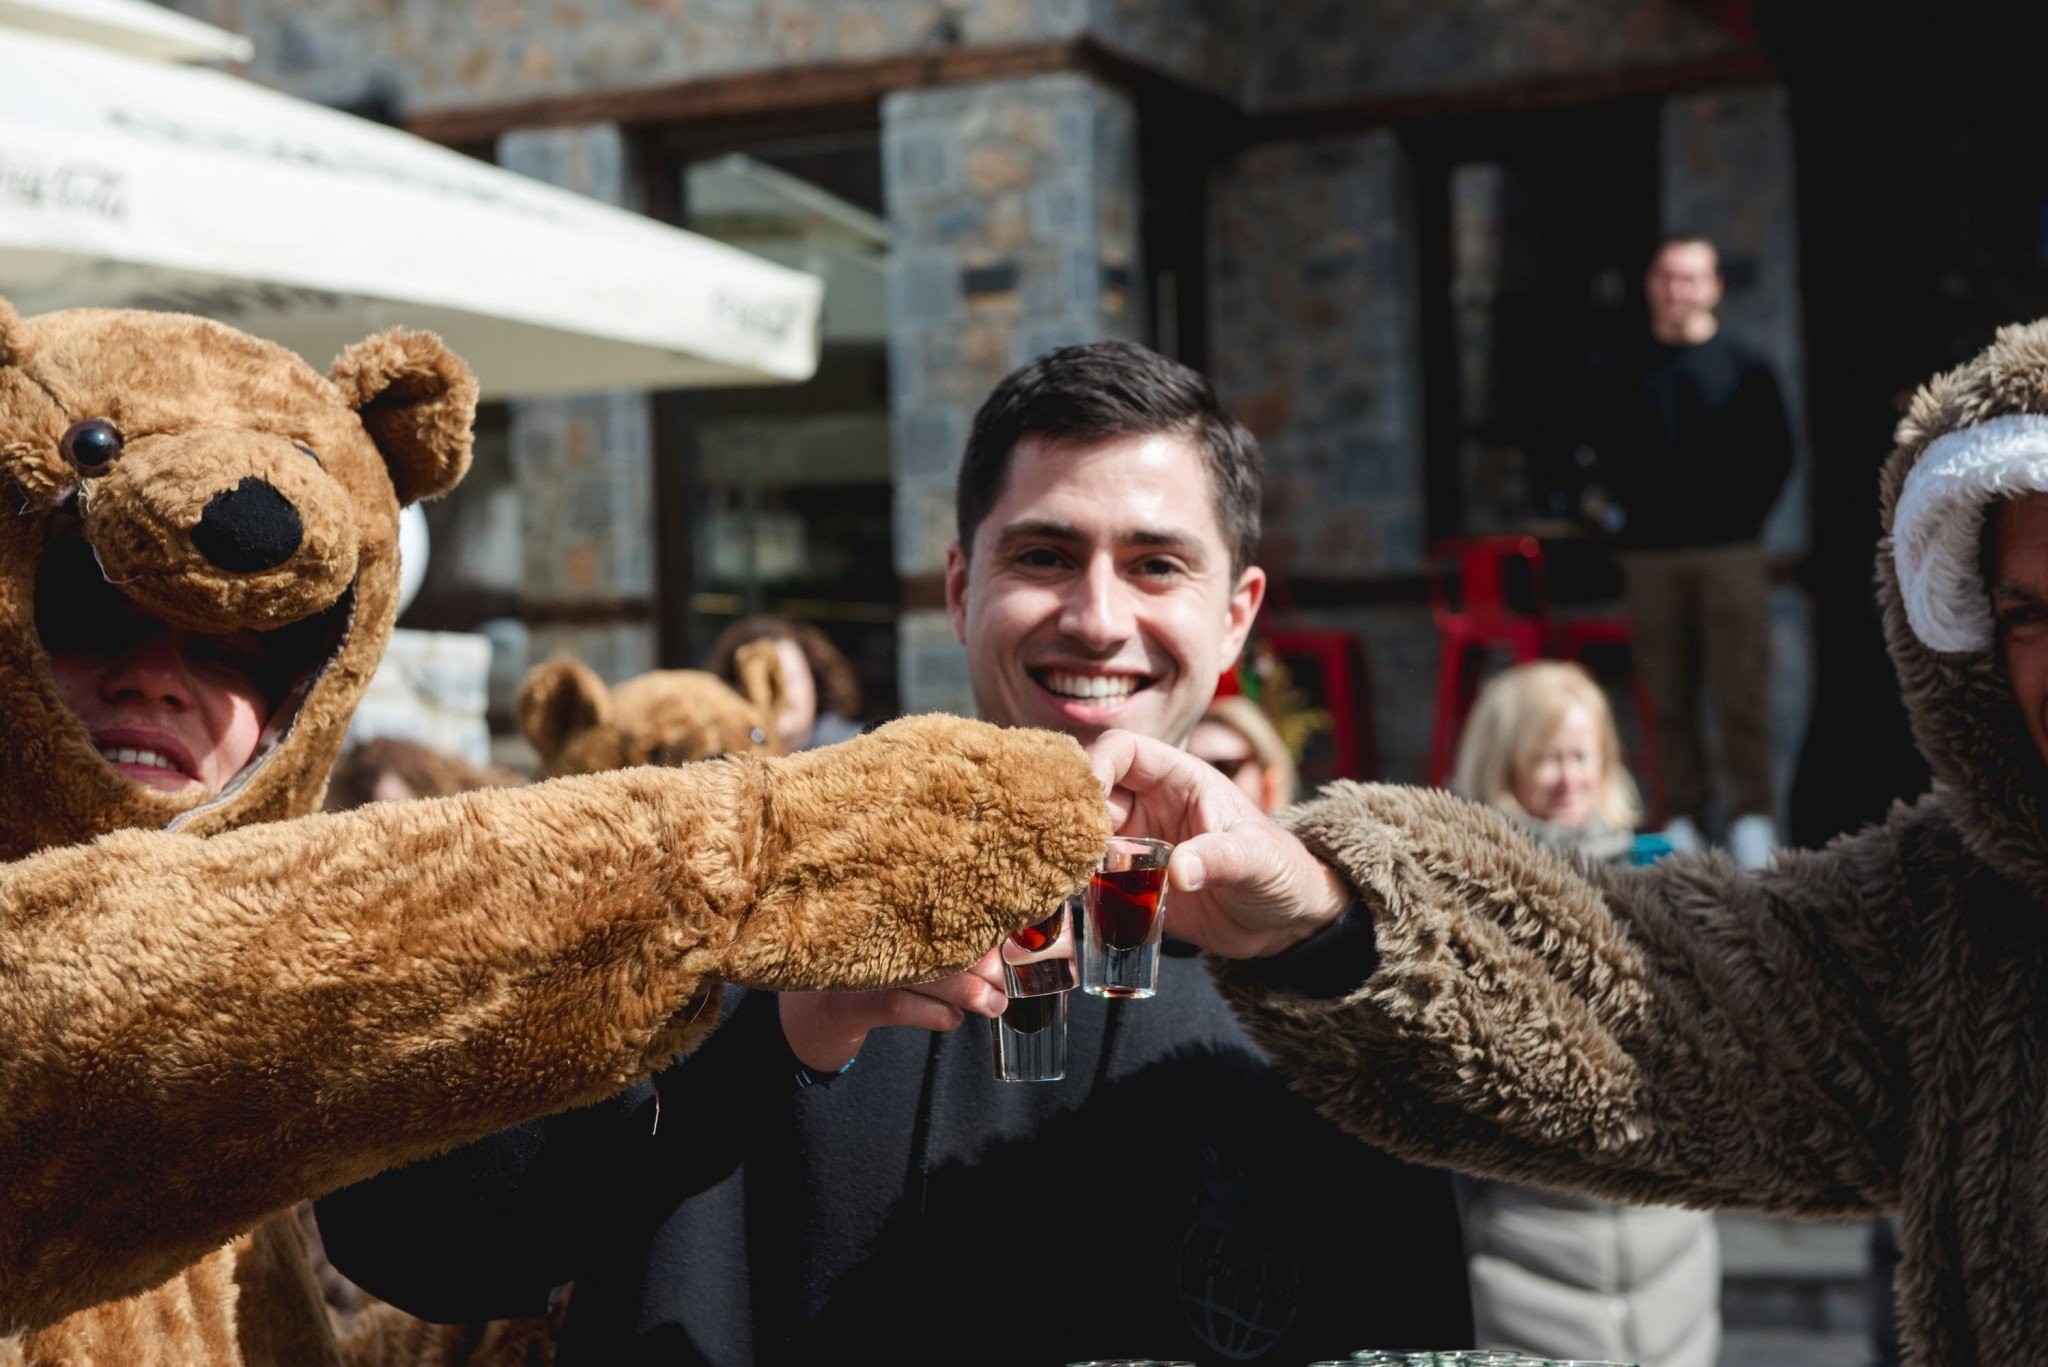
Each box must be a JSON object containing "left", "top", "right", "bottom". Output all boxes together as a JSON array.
[
  {"left": 1083, "top": 319, "right": 2048, "bottom": 1362},
  {"left": 0, "top": 300, "right": 1106, "bottom": 1365}
]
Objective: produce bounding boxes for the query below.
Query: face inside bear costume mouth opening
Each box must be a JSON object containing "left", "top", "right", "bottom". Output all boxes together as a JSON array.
[
  {"left": 0, "top": 302, "right": 476, "bottom": 858},
  {"left": 32, "top": 521, "right": 357, "bottom": 816}
]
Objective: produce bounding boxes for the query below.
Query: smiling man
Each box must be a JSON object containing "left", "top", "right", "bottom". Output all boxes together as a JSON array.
[
  {"left": 944, "top": 351, "right": 1265, "bottom": 749},
  {"left": 314, "top": 342, "right": 1476, "bottom": 1365}
]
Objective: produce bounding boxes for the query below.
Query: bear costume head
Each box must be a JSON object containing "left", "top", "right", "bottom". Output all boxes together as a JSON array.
[
  {"left": 517, "top": 641, "right": 786, "bottom": 779},
  {"left": 1880, "top": 319, "right": 2048, "bottom": 902},
  {"left": 0, "top": 301, "right": 473, "bottom": 858}
]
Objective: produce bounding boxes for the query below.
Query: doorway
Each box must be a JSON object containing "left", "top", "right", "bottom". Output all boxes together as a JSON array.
[{"left": 1408, "top": 99, "right": 1661, "bottom": 559}]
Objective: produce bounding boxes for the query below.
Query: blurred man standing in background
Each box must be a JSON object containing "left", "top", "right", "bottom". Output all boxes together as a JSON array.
[{"left": 1593, "top": 234, "right": 1795, "bottom": 868}]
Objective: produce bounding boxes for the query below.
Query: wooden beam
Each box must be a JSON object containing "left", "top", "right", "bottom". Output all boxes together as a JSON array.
[
  {"left": 520, "top": 596, "right": 654, "bottom": 627},
  {"left": 1245, "top": 49, "right": 1780, "bottom": 144},
  {"left": 405, "top": 38, "right": 1092, "bottom": 146}
]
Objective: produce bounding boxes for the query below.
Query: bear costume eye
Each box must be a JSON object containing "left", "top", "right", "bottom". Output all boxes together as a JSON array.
[
  {"left": 292, "top": 439, "right": 320, "bottom": 465},
  {"left": 60, "top": 419, "right": 123, "bottom": 476}
]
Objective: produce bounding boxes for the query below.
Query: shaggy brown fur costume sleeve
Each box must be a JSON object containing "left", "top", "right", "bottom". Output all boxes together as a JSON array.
[
  {"left": 1214, "top": 781, "right": 1929, "bottom": 1220},
  {"left": 0, "top": 714, "right": 1106, "bottom": 1333}
]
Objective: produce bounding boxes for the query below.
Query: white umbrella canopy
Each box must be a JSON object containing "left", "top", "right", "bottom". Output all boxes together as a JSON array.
[
  {"left": 0, "top": 0, "right": 250, "bottom": 63},
  {"left": 0, "top": 26, "right": 823, "bottom": 397}
]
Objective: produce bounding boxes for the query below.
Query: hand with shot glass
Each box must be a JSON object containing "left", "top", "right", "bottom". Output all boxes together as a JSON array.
[
  {"left": 1085, "top": 728, "right": 1353, "bottom": 960},
  {"left": 778, "top": 948, "right": 1008, "bottom": 1078}
]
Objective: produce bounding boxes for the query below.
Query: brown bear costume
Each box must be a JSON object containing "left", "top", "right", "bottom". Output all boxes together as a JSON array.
[
  {"left": 316, "top": 652, "right": 796, "bottom": 1367},
  {"left": 1215, "top": 321, "right": 2048, "bottom": 1363},
  {"left": 0, "top": 302, "right": 1106, "bottom": 1365},
  {"left": 516, "top": 648, "right": 787, "bottom": 778}
]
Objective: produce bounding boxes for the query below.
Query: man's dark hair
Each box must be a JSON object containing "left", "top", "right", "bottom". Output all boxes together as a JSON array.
[{"left": 955, "top": 340, "right": 1263, "bottom": 576}]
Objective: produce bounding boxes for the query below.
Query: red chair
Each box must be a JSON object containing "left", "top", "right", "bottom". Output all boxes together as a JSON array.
[
  {"left": 1259, "top": 627, "right": 1378, "bottom": 782},
  {"left": 1424, "top": 535, "right": 1664, "bottom": 823},
  {"left": 1425, "top": 537, "right": 1549, "bottom": 788}
]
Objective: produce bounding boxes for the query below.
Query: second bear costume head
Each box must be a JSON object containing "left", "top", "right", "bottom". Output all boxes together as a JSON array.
[{"left": 517, "top": 642, "right": 787, "bottom": 778}]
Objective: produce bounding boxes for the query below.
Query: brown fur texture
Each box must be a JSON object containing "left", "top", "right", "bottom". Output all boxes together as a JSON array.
[
  {"left": 517, "top": 644, "right": 784, "bottom": 778},
  {"left": 1216, "top": 320, "right": 2048, "bottom": 1363},
  {"left": 0, "top": 302, "right": 1107, "bottom": 1363}
]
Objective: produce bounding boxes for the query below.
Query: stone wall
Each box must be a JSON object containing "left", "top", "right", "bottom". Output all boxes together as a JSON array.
[
  {"left": 172, "top": 0, "right": 1754, "bottom": 117},
  {"left": 884, "top": 71, "right": 1142, "bottom": 715},
  {"left": 174, "top": 0, "right": 1097, "bottom": 112},
  {"left": 1208, "top": 130, "right": 1425, "bottom": 580}
]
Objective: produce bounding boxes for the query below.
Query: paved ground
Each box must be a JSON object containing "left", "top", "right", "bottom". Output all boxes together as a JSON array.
[
  {"left": 1722, "top": 1327, "right": 1871, "bottom": 1366},
  {"left": 1718, "top": 1213, "right": 1881, "bottom": 1367}
]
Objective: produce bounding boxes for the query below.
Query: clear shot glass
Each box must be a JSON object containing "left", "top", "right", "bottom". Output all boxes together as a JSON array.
[
  {"left": 989, "top": 985, "right": 1068, "bottom": 1082},
  {"left": 1079, "top": 835, "right": 1172, "bottom": 999}
]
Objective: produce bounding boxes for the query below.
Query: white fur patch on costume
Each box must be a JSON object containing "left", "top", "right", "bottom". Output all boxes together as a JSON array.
[{"left": 1893, "top": 413, "right": 2048, "bottom": 653}]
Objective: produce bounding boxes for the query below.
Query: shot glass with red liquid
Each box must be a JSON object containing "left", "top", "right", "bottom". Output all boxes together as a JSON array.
[
  {"left": 989, "top": 986, "right": 1068, "bottom": 1081},
  {"left": 1001, "top": 895, "right": 1079, "bottom": 997},
  {"left": 1080, "top": 835, "right": 1173, "bottom": 998}
]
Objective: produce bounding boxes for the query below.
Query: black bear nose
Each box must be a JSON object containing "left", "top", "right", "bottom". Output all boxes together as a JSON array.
[{"left": 192, "top": 478, "right": 303, "bottom": 573}]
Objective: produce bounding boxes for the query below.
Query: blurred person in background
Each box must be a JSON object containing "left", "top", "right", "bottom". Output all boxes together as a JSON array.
[
  {"left": 1589, "top": 234, "right": 1794, "bottom": 869},
  {"left": 1189, "top": 693, "right": 1299, "bottom": 814},
  {"left": 1449, "top": 660, "right": 1720, "bottom": 1367},
  {"left": 323, "top": 734, "right": 525, "bottom": 809},
  {"left": 703, "top": 614, "right": 864, "bottom": 750}
]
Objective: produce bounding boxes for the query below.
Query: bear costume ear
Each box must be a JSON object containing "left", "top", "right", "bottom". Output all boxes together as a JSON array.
[
  {"left": 517, "top": 657, "right": 613, "bottom": 763},
  {"left": 733, "top": 639, "right": 787, "bottom": 724},
  {"left": 330, "top": 329, "right": 479, "bottom": 506}
]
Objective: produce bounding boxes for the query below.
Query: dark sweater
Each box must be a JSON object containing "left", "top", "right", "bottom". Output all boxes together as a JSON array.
[
  {"left": 1595, "top": 328, "right": 1794, "bottom": 551},
  {"left": 317, "top": 934, "right": 1471, "bottom": 1366}
]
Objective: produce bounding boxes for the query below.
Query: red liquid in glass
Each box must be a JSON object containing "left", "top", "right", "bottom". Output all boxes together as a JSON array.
[
  {"left": 1010, "top": 906, "right": 1063, "bottom": 952},
  {"left": 1090, "top": 865, "right": 1165, "bottom": 949},
  {"left": 1001, "top": 992, "right": 1061, "bottom": 1035}
]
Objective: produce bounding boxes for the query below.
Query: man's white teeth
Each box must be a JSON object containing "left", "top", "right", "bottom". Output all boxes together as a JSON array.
[
  {"left": 1043, "top": 672, "right": 1138, "bottom": 701},
  {"left": 100, "top": 746, "right": 177, "bottom": 772}
]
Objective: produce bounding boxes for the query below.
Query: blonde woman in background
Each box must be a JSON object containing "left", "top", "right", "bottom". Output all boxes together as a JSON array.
[
  {"left": 1449, "top": 660, "right": 1721, "bottom": 1367},
  {"left": 1188, "top": 693, "right": 1299, "bottom": 814}
]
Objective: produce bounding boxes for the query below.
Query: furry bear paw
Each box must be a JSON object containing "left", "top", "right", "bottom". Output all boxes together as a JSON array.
[{"left": 719, "top": 715, "right": 1108, "bottom": 992}]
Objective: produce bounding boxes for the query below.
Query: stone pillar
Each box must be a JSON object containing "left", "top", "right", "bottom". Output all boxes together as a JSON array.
[
  {"left": 1209, "top": 130, "right": 1424, "bottom": 580},
  {"left": 496, "top": 122, "right": 659, "bottom": 686},
  {"left": 1661, "top": 84, "right": 1809, "bottom": 827},
  {"left": 883, "top": 72, "right": 1142, "bottom": 716},
  {"left": 1207, "top": 131, "right": 1438, "bottom": 782}
]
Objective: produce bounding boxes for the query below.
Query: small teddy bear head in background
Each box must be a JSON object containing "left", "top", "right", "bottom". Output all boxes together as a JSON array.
[{"left": 516, "top": 641, "right": 785, "bottom": 779}]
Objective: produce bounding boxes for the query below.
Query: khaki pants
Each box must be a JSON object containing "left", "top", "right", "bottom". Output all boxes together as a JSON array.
[{"left": 1619, "top": 543, "right": 1774, "bottom": 823}]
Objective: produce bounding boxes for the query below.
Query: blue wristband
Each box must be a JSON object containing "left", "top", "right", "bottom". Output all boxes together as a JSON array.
[{"left": 793, "top": 1056, "right": 856, "bottom": 1089}]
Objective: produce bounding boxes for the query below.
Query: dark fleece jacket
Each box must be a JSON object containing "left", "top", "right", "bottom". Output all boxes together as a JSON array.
[{"left": 1216, "top": 319, "right": 2048, "bottom": 1365}]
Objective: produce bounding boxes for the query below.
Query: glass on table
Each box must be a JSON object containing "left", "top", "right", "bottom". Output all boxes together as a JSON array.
[
  {"left": 1002, "top": 894, "right": 1078, "bottom": 997},
  {"left": 988, "top": 984, "right": 1068, "bottom": 1082},
  {"left": 1080, "top": 835, "right": 1172, "bottom": 998}
]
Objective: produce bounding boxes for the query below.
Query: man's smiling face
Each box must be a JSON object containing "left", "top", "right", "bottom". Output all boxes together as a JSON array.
[{"left": 946, "top": 431, "right": 1264, "bottom": 747}]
